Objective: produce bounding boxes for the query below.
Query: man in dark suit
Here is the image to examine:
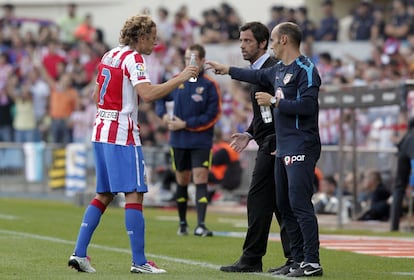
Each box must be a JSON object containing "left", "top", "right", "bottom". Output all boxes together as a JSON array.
[
  {"left": 390, "top": 117, "right": 414, "bottom": 231},
  {"left": 219, "top": 21, "right": 292, "bottom": 273}
]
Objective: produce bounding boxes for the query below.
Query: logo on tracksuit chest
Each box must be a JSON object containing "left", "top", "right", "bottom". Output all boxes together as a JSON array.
[
  {"left": 191, "top": 87, "right": 205, "bottom": 102},
  {"left": 284, "top": 154, "right": 305, "bottom": 166}
]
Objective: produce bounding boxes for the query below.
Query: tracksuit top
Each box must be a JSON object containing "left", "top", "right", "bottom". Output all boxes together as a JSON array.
[
  {"left": 155, "top": 72, "right": 221, "bottom": 149},
  {"left": 229, "top": 55, "right": 321, "bottom": 158}
]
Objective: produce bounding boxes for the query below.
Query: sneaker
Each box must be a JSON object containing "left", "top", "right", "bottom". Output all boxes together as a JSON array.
[
  {"left": 194, "top": 225, "right": 213, "bottom": 237},
  {"left": 130, "top": 261, "right": 166, "bottom": 274},
  {"left": 286, "top": 262, "right": 323, "bottom": 277},
  {"left": 68, "top": 255, "right": 96, "bottom": 273},
  {"left": 177, "top": 223, "right": 189, "bottom": 236},
  {"left": 269, "top": 260, "right": 298, "bottom": 275}
]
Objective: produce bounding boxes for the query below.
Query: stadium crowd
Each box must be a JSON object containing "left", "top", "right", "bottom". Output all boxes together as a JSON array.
[{"left": 1, "top": 1, "right": 414, "bottom": 220}]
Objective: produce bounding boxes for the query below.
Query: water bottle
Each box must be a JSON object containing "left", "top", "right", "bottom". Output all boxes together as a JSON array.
[
  {"left": 189, "top": 53, "right": 197, "bottom": 82},
  {"left": 260, "top": 106, "right": 272, "bottom": 123},
  {"left": 165, "top": 100, "right": 174, "bottom": 120}
]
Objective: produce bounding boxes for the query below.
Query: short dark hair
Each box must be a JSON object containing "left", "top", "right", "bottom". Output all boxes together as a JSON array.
[
  {"left": 276, "top": 22, "right": 302, "bottom": 47},
  {"left": 188, "top": 44, "right": 206, "bottom": 59},
  {"left": 240, "top": 21, "right": 270, "bottom": 49}
]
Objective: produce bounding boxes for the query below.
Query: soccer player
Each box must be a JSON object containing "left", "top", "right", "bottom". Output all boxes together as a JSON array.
[
  {"left": 155, "top": 44, "right": 221, "bottom": 237},
  {"left": 67, "top": 14, "right": 198, "bottom": 274},
  {"left": 207, "top": 22, "right": 323, "bottom": 277}
]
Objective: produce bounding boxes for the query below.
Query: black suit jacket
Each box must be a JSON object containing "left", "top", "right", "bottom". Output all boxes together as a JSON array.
[{"left": 245, "top": 56, "right": 278, "bottom": 147}]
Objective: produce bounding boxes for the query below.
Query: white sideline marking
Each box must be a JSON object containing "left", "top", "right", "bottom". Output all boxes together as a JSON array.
[
  {"left": 0, "top": 229, "right": 276, "bottom": 278},
  {"left": 0, "top": 214, "right": 19, "bottom": 220}
]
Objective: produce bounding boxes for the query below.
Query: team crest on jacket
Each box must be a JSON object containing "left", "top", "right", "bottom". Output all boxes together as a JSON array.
[
  {"left": 196, "top": 86, "right": 205, "bottom": 94},
  {"left": 136, "top": 63, "right": 145, "bottom": 79},
  {"left": 283, "top": 73, "right": 292, "bottom": 85}
]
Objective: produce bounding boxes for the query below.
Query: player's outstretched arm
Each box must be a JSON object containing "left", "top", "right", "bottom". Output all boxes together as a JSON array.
[
  {"left": 136, "top": 65, "right": 198, "bottom": 102},
  {"left": 205, "top": 61, "right": 230, "bottom": 75}
]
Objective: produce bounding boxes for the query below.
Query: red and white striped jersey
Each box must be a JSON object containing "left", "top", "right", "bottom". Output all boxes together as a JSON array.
[{"left": 91, "top": 45, "right": 151, "bottom": 146}]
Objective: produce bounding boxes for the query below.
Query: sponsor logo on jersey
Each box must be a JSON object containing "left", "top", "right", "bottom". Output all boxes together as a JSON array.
[
  {"left": 97, "top": 109, "right": 119, "bottom": 121},
  {"left": 283, "top": 73, "right": 292, "bottom": 85},
  {"left": 284, "top": 154, "right": 305, "bottom": 165},
  {"left": 136, "top": 63, "right": 145, "bottom": 79}
]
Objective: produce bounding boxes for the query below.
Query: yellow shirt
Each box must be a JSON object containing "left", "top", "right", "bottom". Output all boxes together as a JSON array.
[{"left": 13, "top": 99, "right": 36, "bottom": 130}]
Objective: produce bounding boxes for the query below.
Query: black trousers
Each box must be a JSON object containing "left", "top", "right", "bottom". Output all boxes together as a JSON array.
[
  {"left": 275, "top": 153, "right": 319, "bottom": 264},
  {"left": 240, "top": 135, "right": 291, "bottom": 266},
  {"left": 390, "top": 155, "right": 411, "bottom": 231}
]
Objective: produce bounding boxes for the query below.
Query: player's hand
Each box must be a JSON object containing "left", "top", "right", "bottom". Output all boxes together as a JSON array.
[
  {"left": 205, "top": 61, "right": 230, "bottom": 75},
  {"left": 180, "top": 65, "right": 198, "bottom": 81},
  {"left": 255, "top": 91, "right": 273, "bottom": 106},
  {"left": 230, "top": 133, "right": 250, "bottom": 153}
]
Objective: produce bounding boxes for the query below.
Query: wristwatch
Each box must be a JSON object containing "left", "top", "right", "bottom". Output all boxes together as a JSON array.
[{"left": 270, "top": 96, "right": 277, "bottom": 107}]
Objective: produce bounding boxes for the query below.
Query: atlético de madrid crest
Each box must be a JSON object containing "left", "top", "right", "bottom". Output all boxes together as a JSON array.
[{"left": 283, "top": 73, "right": 292, "bottom": 85}]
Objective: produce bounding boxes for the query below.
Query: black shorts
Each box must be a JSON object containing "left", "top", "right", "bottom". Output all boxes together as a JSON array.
[{"left": 171, "top": 147, "right": 211, "bottom": 171}]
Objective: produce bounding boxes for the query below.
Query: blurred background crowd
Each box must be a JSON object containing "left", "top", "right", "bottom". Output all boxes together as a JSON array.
[{"left": 2, "top": 0, "right": 414, "bottom": 220}]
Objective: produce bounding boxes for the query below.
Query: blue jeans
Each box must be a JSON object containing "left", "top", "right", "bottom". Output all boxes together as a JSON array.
[
  {"left": 0, "top": 125, "right": 13, "bottom": 142},
  {"left": 14, "top": 129, "right": 37, "bottom": 143},
  {"left": 50, "top": 119, "right": 72, "bottom": 144}
]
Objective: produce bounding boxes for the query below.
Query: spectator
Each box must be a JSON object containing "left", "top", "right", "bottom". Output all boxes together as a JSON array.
[
  {"left": 27, "top": 66, "right": 50, "bottom": 141},
  {"left": 57, "top": 3, "right": 82, "bottom": 49},
  {"left": 155, "top": 6, "right": 173, "bottom": 43},
  {"left": 313, "top": 175, "right": 339, "bottom": 214},
  {"left": 208, "top": 128, "right": 242, "bottom": 200},
  {"left": 267, "top": 5, "right": 285, "bottom": 32},
  {"left": 0, "top": 3, "right": 20, "bottom": 47},
  {"left": 357, "top": 169, "right": 391, "bottom": 221},
  {"left": 316, "top": 52, "right": 336, "bottom": 85},
  {"left": 199, "top": 9, "right": 226, "bottom": 44},
  {"left": 385, "top": 0, "right": 410, "bottom": 41},
  {"left": 172, "top": 7, "right": 195, "bottom": 52},
  {"left": 349, "top": 0, "right": 375, "bottom": 40},
  {"left": 41, "top": 39, "right": 66, "bottom": 80},
  {"left": 315, "top": 0, "right": 339, "bottom": 41},
  {"left": 219, "top": 3, "right": 242, "bottom": 41},
  {"left": 73, "top": 13, "right": 96, "bottom": 44},
  {"left": 7, "top": 77, "right": 36, "bottom": 143},
  {"left": 295, "top": 6, "right": 316, "bottom": 43},
  {"left": 36, "top": 60, "right": 79, "bottom": 144},
  {"left": 224, "top": 8, "right": 242, "bottom": 41},
  {"left": 69, "top": 95, "right": 95, "bottom": 144},
  {"left": 0, "top": 52, "right": 14, "bottom": 142},
  {"left": 371, "top": 6, "right": 386, "bottom": 43}
]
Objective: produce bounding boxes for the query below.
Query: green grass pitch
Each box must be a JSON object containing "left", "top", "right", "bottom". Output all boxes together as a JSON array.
[{"left": 0, "top": 197, "right": 413, "bottom": 279}]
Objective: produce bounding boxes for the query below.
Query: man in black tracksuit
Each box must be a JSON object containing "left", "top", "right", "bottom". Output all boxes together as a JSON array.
[
  {"left": 208, "top": 22, "right": 323, "bottom": 277},
  {"left": 219, "top": 21, "right": 291, "bottom": 273}
]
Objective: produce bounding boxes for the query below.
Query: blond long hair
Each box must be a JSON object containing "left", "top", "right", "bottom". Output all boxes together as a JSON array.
[{"left": 119, "top": 15, "right": 156, "bottom": 46}]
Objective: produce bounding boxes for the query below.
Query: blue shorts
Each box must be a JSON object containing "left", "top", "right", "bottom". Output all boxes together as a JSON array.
[{"left": 93, "top": 142, "right": 148, "bottom": 194}]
